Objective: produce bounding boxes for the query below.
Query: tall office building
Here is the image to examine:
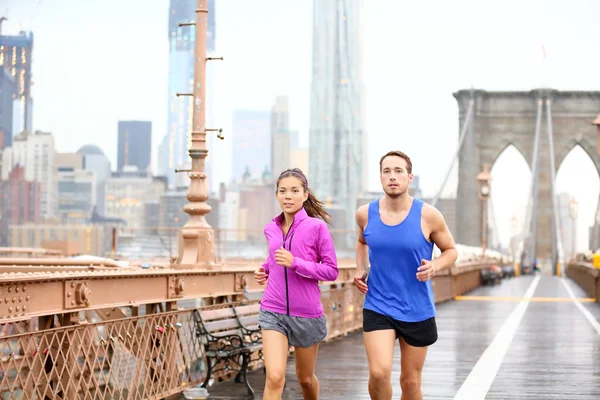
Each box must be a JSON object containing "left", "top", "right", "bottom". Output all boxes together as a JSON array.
[
  {"left": 0, "top": 67, "right": 15, "bottom": 148},
  {"left": 77, "top": 145, "right": 111, "bottom": 215},
  {"left": 161, "top": 0, "right": 216, "bottom": 188},
  {"left": 0, "top": 31, "right": 34, "bottom": 137},
  {"left": 117, "top": 121, "right": 152, "bottom": 172},
  {"left": 0, "top": 166, "right": 40, "bottom": 246},
  {"left": 271, "top": 96, "right": 290, "bottom": 177},
  {"left": 308, "top": 0, "right": 366, "bottom": 230},
  {"left": 3, "top": 131, "right": 55, "bottom": 218},
  {"left": 232, "top": 110, "right": 271, "bottom": 182}
]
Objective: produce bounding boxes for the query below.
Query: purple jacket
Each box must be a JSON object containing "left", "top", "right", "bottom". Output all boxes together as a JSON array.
[{"left": 260, "top": 207, "right": 339, "bottom": 318}]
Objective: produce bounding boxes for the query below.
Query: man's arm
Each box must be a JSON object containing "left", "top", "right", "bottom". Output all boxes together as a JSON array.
[
  {"left": 354, "top": 205, "right": 369, "bottom": 293},
  {"left": 417, "top": 204, "right": 458, "bottom": 281}
]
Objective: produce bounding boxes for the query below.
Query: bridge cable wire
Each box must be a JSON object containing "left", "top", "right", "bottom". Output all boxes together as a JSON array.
[
  {"left": 519, "top": 99, "right": 543, "bottom": 267},
  {"left": 545, "top": 99, "right": 565, "bottom": 272},
  {"left": 432, "top": 93, "right": 475, "bottom": 208}
]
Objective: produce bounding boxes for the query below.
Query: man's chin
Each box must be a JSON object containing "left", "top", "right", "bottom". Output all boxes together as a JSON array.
[{"left": 383, "top": 189, "right": 403, "bottom": 199}]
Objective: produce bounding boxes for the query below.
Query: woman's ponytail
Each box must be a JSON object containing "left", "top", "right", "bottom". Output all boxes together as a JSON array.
[{"left": 303, "top": 188, "right": 331, "bottom": 224}]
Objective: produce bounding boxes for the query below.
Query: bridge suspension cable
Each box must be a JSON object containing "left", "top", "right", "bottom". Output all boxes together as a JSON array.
[
  {"left": 545, "top": 98, "right": 565, "bottom": 272},
  {"left": 432, "top": 93, "right": 475, "bottom": 208},
  {"left": 517, "top": 97, "right": 565, "bottom": 273},
  {"left": 518, "top": 98, "right": 543, "bottom": 267}
]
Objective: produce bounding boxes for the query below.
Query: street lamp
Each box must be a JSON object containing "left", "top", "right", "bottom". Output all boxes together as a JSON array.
[
  {"left": 568, "top": 196, "right": 579, "bottom": 261},
  {"left": 477, "top": 164, "right": 492, "bottom": 257}
]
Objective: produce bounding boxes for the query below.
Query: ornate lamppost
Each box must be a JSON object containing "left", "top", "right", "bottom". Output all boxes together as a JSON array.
[
  {"left": 477, "top": 164, "right": 492, "bottom": 257},
  {"left": 174, "top": 0, "right": 223, "bottom": 269}
]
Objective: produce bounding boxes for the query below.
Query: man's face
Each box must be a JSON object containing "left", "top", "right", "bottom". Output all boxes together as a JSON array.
[{"left": 380, "top": 156, "right": 413, "bottom": 198}]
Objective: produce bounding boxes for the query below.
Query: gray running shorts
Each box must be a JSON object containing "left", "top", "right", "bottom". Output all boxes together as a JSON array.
[{"left": 258, "top": 309, "right": 327, "bottom": 348}]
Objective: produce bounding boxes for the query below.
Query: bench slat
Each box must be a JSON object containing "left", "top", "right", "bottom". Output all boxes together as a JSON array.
[
  {"left": 238, "top": 315, "right": 259, "bottom": 327},
  {"left": 200, "top": 308, "right": 236, "bottom": 321},
  {"left": 204, "top": 318, "right": 240, "bottom": 333},
  {"left": 235, "top": 304, "right": 261, "bottom": 316}
]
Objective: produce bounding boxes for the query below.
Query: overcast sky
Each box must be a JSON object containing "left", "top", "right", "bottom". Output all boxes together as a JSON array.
[{"left": 4, "top": 0, "right": 600, "bottom": 251}]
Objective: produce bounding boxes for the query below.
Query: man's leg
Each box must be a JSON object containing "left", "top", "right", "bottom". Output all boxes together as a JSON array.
[
  {"left": 262, "top": 330, "right": 290, "bottom": 400},
  {"left": 294, "top": 344, "right": 320, "bottom": 400},
  {"left": 398, "top": 337, "right": 428, "bottom": 400},
  {"left": 364, "top": 329, "right": 396, "bottom": 400}
]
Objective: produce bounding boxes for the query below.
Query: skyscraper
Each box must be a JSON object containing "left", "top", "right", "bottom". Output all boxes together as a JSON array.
[
  {"left": 308, "top": 0, "right": 366, "bottom": 229},
  {"left": 232, "top": 110, "right": 270, "bottom": 182},
  {"left": 117, "top": 121, "right": 152, "bottom": 172},
  {"left": 271, "top": 96, "right": 290, "bottom": 177},
  {"left": 0, "top": 67, "right": 15, "bottom": 149},
  {"left": 161, "top": 0, "right": 216, "bottom": 188},
  {"left": 0, "top": 31, "right": 34, "bottom": 137}
]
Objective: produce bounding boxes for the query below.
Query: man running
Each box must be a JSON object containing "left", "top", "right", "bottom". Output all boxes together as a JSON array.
[{"left": 353, "top": 150, "right": 458, "bottom": 400}]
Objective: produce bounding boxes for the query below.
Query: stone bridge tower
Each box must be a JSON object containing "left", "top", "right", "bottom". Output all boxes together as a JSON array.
[{"left": 454, "top": 89, "right": 600, "bottom": 267}]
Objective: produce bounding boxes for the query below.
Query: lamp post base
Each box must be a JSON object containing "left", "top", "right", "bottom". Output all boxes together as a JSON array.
[{"left": 173, "top": 227, "right": 217, "bottom": 269}]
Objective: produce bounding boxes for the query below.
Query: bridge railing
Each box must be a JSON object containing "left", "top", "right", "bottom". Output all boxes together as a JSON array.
[
  {"left": 0, "top": 257, "right": 502, "bottom": 399},
  {"left": 0, "top": 282, "right": 364, "bottom": 399},
  {"left": 567, "top": 261, "right": 599, "bottom": 302}
]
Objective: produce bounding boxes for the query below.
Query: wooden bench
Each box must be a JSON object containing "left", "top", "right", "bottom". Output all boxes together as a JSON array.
[{"left": 192, "top": 303, "right": 263, "bottom": 398}]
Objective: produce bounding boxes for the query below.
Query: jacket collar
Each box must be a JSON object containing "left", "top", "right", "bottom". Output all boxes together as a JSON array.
[{"left": 273, "top": 207, "right": 309, "bottom": 226}]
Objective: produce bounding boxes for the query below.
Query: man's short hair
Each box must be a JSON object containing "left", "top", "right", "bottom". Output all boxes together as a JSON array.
[{"left": 379, "top": 150, "right": 412, "bottom": 174}]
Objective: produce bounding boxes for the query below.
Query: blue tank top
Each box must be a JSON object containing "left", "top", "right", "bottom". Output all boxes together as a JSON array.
[{"left": 363, "top": 198, "right": 436, "bottom": 322}]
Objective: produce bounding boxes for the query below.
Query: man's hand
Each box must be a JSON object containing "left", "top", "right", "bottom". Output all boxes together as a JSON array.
[
  {"left": 275, "top": 248, "right": 294, "bottom": 267},
  {"left": 416, "top": 259, "right": 436, "bottom": 282},
  {"left": 254, "top": 267, "right": 268, "bottom": 285},
  {"left": 353, "top": 270, "right": 368, "bottom": 294}
]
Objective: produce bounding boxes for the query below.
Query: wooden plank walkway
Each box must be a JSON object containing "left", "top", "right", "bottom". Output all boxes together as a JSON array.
[{"left": 179, "top": 276, "right": 600, "bottom": 399}]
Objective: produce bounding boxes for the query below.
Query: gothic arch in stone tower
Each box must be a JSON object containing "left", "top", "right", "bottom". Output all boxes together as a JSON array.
[{"left": 454, "top": 89, "right": 600, "bottom": 264}]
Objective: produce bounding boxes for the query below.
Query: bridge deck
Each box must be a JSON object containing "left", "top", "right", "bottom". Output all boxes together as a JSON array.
[{"left": 183, "top": 276, "right": 600, "bottom": 399}]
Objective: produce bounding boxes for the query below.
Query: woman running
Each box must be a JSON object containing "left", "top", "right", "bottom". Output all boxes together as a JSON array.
[{"left": 254, "top": 168, "right": 339, "bottom": 400}]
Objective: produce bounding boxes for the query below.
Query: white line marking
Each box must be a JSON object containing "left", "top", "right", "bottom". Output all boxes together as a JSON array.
[
  {"left": 561, "top": 278, "right": 600, "bottom": 337},
  {"left": 453, "top": 276, "right": 541, "bottom": 400}
]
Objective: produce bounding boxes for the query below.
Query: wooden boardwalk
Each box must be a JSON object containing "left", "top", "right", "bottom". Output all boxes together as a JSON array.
[{"left": 180, "top": 276, "right": 600, "bottom": 399}]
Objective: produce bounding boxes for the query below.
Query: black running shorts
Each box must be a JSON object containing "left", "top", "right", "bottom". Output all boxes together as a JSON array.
[{"left": 362, "top": 308, "right": 438, "bottom": 347}]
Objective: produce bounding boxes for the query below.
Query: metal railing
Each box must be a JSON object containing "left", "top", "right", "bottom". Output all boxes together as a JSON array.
[{"left": 0, "top": 284, "right": 363, "bottom": 399}]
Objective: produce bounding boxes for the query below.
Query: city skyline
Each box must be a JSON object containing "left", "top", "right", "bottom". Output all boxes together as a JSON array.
[{"left": 3, "top": 0, "right": 600, "bottom": 252}]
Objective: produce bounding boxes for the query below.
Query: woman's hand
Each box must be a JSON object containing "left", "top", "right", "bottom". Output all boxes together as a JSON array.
[
  {"left": 275, "top": 248, "right": 294, "bottom": 267},
  {"left": 254, "top": 267, "right": 268, "bottom": 285}
]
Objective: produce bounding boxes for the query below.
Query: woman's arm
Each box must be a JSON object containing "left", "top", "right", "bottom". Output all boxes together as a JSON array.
[{"left": 290, "top": 223, "right": 339, "bottom": 281}]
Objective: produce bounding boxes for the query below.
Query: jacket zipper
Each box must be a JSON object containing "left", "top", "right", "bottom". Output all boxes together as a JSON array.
[
  {"left": 282, "top": 219, "right": 295, "bottom": 316},
  {"left": 286, "top": 233, "right": 296, "bottom": 315}
]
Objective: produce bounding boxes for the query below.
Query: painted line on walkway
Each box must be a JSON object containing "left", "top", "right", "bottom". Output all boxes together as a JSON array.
[
  {"left": 561, "top": 278, "right": 600, "bottom": 337},
  {"left": 453, "top": 275, "right": 541, "bottom": 400},
  {"left": 455, "top": 295, "right": 596, "bottom": 303}
]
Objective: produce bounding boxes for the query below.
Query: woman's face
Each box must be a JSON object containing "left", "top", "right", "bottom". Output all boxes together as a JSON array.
[{"left": 276, "top": 176, "right": 308, "bottom": 215}]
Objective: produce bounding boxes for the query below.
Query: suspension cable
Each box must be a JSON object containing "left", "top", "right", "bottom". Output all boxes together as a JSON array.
[
  {"left": 546, "top": 98, "right": 565, "bottom": 271},
  {"left": 432, "top": 94, "right": 475, "bottom": 208},
  {"left": 518, "top": 98, "right": 543, "bottom": 265}
]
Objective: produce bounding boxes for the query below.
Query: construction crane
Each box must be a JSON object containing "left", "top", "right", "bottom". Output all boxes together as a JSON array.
[{"left": 0, "top": 17, "right": 7, "bottom": 35}]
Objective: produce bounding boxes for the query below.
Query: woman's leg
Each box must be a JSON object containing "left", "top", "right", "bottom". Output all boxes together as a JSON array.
[
  {"left": 294, "top": 343, "right": 321, "bottom": 400},
  {"left": 262, "top": 330, "right": 290, "bottom": 399}
]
